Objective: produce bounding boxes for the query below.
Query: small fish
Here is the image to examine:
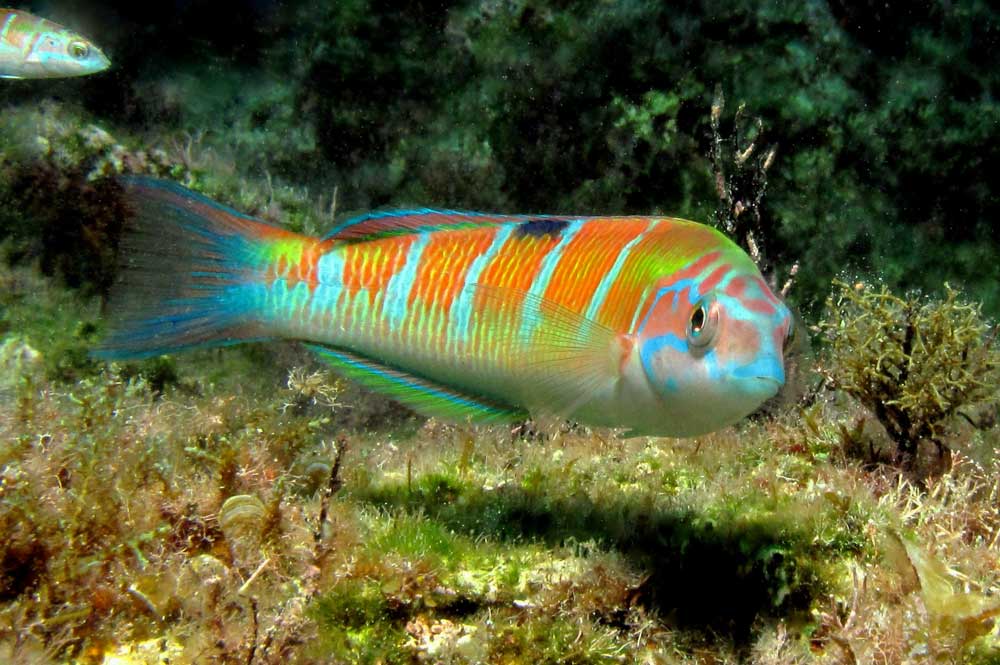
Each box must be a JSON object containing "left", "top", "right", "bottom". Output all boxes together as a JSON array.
[
  {"left": 0, "top": 8, "right": 109, "bottom": 79},
  {"left": 98, "top": 178, "right": 793, "bottom": 437}
]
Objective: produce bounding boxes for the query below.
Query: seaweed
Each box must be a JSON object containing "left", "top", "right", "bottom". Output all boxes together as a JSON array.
[{"left": 816, "top": 280, "right": 1000, "bottom": 477}]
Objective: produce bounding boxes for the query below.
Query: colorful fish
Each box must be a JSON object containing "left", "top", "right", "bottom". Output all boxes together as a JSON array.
[
  {"left": 98, "top": 178, "right": 793, "bottom": 437},
  {"left": 0, "top": 8, "right": 110, "bottom": 79}
]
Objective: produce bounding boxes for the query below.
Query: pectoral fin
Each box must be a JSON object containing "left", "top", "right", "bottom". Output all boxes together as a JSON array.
[{"left": 468, "top": 284, "right": 625, "bottom": 419}]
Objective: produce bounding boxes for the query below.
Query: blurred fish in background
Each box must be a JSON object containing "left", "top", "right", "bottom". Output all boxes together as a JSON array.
[{"left": 0, "top": 7, "right": 110, "bottom": 79}]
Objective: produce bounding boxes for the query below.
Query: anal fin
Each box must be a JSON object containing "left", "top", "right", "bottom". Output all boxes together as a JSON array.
[{"left": 306, "top": 344, "right": 526, "bottom": 424}]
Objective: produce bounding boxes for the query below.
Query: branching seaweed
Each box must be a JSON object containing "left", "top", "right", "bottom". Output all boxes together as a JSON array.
[
  {"left": 709, "top": 86, "right": 799, "bottom": 296},
  {"left": 817, "top": 280, "right": 1000, "bottom": 476}
]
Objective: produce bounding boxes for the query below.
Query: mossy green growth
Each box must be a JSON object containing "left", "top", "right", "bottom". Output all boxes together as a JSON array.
[
  {"left": 488, "top": 616, "right": 624, "bottom": 664},
  {"left": 0, "top": 259, "right": 103, "bottom": 383},
  {"left": 353, "top": 440, "right": 856, "bottom": 637},
  {"left": 309, "top": 580, "right": 409, "bottom": 664},
  {"left": 817, "top": 280, "right": 1000, "bottom": 474},
  {"left": 1, "top": 259, "right": 998, "bottom": 662},
  {"left": 368, "top": 509, "right": 467, "bottom": 565}
]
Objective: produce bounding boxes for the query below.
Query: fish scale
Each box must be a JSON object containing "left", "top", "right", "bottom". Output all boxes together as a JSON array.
[{"left": 98, "top": 177, "right": 792, "bottom": 437}]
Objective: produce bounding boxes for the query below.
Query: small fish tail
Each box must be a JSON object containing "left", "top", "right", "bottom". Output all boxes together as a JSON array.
[{"left": 96, "top": 177, "right": 289, "bottom": 360}]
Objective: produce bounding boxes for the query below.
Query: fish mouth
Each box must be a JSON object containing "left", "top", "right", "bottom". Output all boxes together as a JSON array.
[
  {"left": 739, "top": 375, "right": 782, "bottom": 400},
  {"left": 730, "top": 355, "right": 785, "bottom": 397}
]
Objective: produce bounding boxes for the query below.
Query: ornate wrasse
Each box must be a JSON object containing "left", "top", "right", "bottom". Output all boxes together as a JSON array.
[
  {"left": 98, "top": 178, "right": 793, "bottom": 437},
  {"left": 0, "top": 8, "right": 109, "bottom": 79}
]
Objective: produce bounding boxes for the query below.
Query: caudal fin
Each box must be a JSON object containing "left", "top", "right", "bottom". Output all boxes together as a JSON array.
[{"left": 96, "top": 177, "right": 281, "bottom": 360}]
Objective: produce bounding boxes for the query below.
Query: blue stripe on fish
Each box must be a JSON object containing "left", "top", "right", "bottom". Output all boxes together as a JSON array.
[
  {"left": 584, "top": 222, "right": 655, "bottom": 321},
  {"left": 450, "top": 224, "right": 516, "bottom": 346},
  {"left": 731, "top": 354, "right": 785, "bottom": 383},
  {"left": 385, "top": 232, "right": 431, "bottom": 332}
]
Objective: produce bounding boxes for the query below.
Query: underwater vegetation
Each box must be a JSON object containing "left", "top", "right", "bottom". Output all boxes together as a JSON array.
[
  {"left": 0, "top": 256, "right": 999, "bottom": 663},
  {"left": 817, "top": 281, "right": 1000, "bottom": 478},
  {"left": 0, "top": 0, "right": 999, "bottom": 662}
]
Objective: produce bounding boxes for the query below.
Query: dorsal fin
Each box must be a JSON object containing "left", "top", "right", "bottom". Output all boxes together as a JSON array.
[{"left": 322, "top": 208, "right": 579, "bottom": 242}]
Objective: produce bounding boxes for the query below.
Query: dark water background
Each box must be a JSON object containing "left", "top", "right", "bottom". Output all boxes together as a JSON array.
[{"left": 2, "top": 0, "right": 999, "bottom": 315}]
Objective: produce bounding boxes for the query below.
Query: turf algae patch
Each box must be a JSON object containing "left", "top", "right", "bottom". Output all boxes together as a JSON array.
[
  {"left": 356, "top": 478, "right": 827, "bottom": 641},
  {"left": 2, "top": 259, "right": 999, "bottom": 661},
  {"left": 350, "top": 433, "right": 856, "bottom": 643},
  {"left": 308, "top": 579, "right": 407, "bottom": 663}
]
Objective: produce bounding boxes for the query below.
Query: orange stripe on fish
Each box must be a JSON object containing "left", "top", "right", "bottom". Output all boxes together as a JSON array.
[
  {"left": 342, "top": 235, "right": 415, "bottom": 301},
  {"left": 543, "top": 218, "right": 649, "bottom": 314},
  {"left": 594, "top": 225, "right": 675, "bottom": 330},
  {"left": 409, "top": 227, "right": 499, "bottom": 313},
  {"left": 476, "top": 226, "right": 563, "bottom": 305}
]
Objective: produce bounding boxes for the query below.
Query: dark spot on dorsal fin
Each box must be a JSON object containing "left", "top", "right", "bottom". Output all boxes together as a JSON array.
[{"left": 515, "top": 219, "right": 570, "bottom": 238}]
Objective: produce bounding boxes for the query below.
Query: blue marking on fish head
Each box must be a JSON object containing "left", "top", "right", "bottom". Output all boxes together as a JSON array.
[
  {"left": 27, "top": 27, "right": 110, "bottom": 78},
  {"left": 631, "top": 262, "right": 794, "bottom": 437}
]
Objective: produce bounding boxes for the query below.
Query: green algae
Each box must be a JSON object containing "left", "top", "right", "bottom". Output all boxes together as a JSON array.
[{"left": 0, "top": 254, "right": 998, "bottom": 662}]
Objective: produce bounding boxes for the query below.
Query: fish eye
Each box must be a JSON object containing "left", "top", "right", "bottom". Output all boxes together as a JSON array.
[
  {"left": 687, "top": 297, "right": 719, "bottom": 352},
  {"left": 69, "top": 41, "right": 90, "bottom": 60},
  {"left": 690, "top": 306, "right": 706, "bottom": 334}
]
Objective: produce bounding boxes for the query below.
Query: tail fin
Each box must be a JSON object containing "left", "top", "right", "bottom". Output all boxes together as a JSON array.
[{"left": 95, "top": 177, "right": 281, "bottom": 360}]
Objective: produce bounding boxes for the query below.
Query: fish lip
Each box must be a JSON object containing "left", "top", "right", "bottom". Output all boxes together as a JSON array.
[
  {"left": 740, "top": 375, "right": 782, "bottom": 399},
  {"left": 88, "top": 49, "right": 112, "bottom": 73}
]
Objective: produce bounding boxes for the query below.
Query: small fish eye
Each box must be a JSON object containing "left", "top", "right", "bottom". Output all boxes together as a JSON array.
[
  {"left": 687, "top": 298, "right": 718, "bottom": 351},
  {"left": 69, "top": 41, "right": 89, "bottom": 60},
  {"left": 690, "top": 305, "right": 706, "bottom": 335}
]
